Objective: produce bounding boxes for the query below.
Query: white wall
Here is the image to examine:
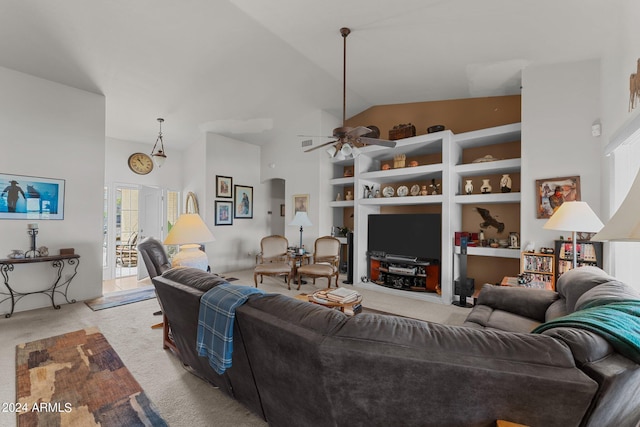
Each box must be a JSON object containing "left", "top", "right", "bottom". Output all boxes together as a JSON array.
[
  {"left": 205, "top": 133, "right": 268, "bottom": 273},
  {"left": 521, "top": 59, "right": 602, "bottom": 251},
  {"left": 0, "top": 66, "right": 105, "bottom": 314}
]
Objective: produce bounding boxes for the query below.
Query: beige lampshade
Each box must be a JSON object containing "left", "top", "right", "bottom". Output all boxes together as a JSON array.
[
  {"left": 543, "top": 201, "right": 604, "bottom": 233},
  {"left": 592, "top": 171, "right": 640, "bottom": 241},
  {"left": 164, "top": 213, "right": 215, "bottom": 245}
]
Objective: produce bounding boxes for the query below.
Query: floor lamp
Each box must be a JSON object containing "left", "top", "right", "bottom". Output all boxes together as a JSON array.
[{"left": 543, "top": 201, "right": 603, "bottom": 268}]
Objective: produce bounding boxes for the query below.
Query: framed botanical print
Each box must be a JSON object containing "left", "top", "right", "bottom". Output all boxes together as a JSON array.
[
  {"left": 293, "top": 194, "right": 309, "bottom": 215},
  {"left": 535, "top": 176, "right": 581, "bottom": 219},
  {"left": 214, "top": 200, "right": 233, "bottom": 225},
  {"left": 234, "top": 185, "right": 253, "bottom": 218},
  {"left": 216, "top": 175, "right": 233, "bottom": 198}
]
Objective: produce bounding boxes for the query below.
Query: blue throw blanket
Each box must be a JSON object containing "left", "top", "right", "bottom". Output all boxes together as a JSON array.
[
  {"left": 196, "top": 283, "right": 264, "bottom": 374},
  {"left": 532, "top": 299, "right": 640, "bottom": 364}
]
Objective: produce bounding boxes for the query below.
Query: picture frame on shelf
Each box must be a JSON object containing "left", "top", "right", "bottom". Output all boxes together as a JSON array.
[
  {"left": 234, "top": 185, "right": 253, "bottom": 218},
  {"left": 214, "top": 200, "right": 233, "bottom": 225},
  {"left": 215, "top": 175, "right": 233, "bottom": 198},
  {"left": 535, "top": 175, "right": 581, "bottom": 219},
  {"left": 0, "top": 173, "right": 65, "bottom": 220},
  {"left": 293, "top": 194, "right": 309, "bottom": 215}
]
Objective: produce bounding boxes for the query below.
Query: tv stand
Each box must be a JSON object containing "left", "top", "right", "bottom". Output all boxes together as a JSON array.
[{"left": 369, "top": 254, "right": 439, "bottom": 293}]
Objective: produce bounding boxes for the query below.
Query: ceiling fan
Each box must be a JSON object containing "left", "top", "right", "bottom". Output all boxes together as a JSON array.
[{"left": 303, "top": 27, "right": 396, "bottom": 158}]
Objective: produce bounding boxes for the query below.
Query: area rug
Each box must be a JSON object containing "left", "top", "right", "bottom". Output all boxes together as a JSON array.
[
  {"left": 84, "top": 286, "right": 156, "bottom": 311},
  {"left": 16, "top": 327, "right": 167, "bottom": 427}
]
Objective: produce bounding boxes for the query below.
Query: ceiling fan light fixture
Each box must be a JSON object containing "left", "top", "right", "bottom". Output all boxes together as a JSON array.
[
  {"left": 151, "top": 118, "right": 167, "bottom": 167},
  {"left": 335, "top": 150, "right": 346, "bottom": 161},
  {"left": 351, "top": 145, "right": 361, "bottom": 158},
  {"left": 340, "top": 143, "right": 353, "bottom": 157},
  {"left": 326, "top": 146, "right": 337, "bottom": 158}
]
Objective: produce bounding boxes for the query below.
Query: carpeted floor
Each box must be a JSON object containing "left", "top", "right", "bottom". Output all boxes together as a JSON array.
[
  {"left": 16, "top": 327, "right": 167, "bottom": 426},
  {"left": 0, "top": 268, "right": 471, "bottom": 427}
]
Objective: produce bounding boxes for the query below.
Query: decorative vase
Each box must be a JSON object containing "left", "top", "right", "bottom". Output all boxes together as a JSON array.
[
  {"left": 464, "top": 179, "right": 474, "bottom": 195},
  {"left": 172, "top": 244, "right": 209, "bottom": 271},
  {"left": 481, "top": 179, "right": 492, "bottom": 194},
  {"left": 345, "top": 191, "right": 353, "bottom": 201},
  {"left": 500, "top": 174, "right": 512, "bottom": 193},
  {"left": 336, "top": 193, "right": 342, "bottom": 201}
]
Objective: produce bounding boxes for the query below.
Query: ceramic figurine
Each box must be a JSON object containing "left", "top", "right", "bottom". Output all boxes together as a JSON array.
[
  {"left": 420, "top": 185, "right": 428, "bottom": 196},
  {"left": 464, "top": 179, "right": 474, "bottom": 195},
  {"left": 38, "top": 246, "right": 49, "bottom": 256},
  {"left": 500, "top": 174, "right": 512, "bottom": 193},
  {"left": 336, "top": 193, "right": 342, "bottom": 201},
  {"left": 481, "top": 179, "right": 492, "bottom": 194},
  {"left": 345, "top": 191, "right": 353, "bottom": 201}
]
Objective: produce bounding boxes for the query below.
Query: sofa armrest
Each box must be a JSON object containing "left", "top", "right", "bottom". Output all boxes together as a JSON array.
[{"left": 476, "top": 284, "right": 559, "bottom": 322}]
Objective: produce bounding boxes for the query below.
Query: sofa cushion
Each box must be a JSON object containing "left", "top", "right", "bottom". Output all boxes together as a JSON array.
[
  {"left": 465, "top": 305, "right": 542, "bottom": 333},
  {"left": 476, "top": 284, "right": 558, "bottom": 322},
  {"left": 539, "top": 327, "right": 614, "bottom": 365},
  {"left": 545, "top": 299, "right": 569, "bottom": 321},
  {"left": 556, "top": 266, "right": 615, "bottom": 313},
  {"left": 161, "top": 267, "right": 227, "bottom": 291},
  {"left": 575, "top": 280, "right": 640, "bottom": 311}
]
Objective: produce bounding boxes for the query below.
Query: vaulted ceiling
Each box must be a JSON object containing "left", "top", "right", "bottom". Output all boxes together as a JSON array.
[{"left": 0, "top": 0, "right": 616, "bottom": 150}]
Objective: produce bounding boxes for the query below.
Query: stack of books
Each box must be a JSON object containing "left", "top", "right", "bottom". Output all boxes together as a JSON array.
[{"left": 326, "top": 287, "right": 360, "bottom": 303}]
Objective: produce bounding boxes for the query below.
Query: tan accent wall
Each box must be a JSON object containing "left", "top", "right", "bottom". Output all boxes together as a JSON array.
[{"left": 345, "top": 95, "right": 521, "bottom": 138}]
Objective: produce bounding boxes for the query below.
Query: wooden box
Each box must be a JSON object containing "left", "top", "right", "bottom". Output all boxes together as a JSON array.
[{"left": 388, "top": 123, "right": 416, "bottom": 140}]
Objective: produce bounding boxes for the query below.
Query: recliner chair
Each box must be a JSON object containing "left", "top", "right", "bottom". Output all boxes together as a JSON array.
[{"left": 137, "top": 237, "right": 172, "bottom": 279}]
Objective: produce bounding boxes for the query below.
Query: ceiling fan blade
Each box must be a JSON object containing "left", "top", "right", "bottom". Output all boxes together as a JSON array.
[
  {"left": 347, "top": 126, "right": 371, "bottom": 138},
  {"left": 304, "top": 140, "right": 338, "bottom": 152},
  {"left": 357, "top": 137, "right": 397, "bottom": 148},
  {"left": 297, "top": 134, "right": 333, "bottom": 138}
]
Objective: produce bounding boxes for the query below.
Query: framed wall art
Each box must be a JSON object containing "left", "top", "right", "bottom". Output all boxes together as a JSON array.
[
  {"left": 0, "top": 173, "right": 65, "bottom": 220},
  {"left": 234, "top": 185, "right": 253, "bottom": 218},
  {"left": 215, "top": 200, "right": 233, "bottom": 225},
  {"left": 293, "top": 194, "right": 309, "bottom": 215},
  {"left": 535, "top": 175, "right": 581, "bottom": 219},
  {"left": 215, "top": 175, "right": 233, "bottom": 198}
]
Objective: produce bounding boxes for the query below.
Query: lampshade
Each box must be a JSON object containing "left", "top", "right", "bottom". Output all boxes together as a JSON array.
[
  {"left": 543, "top": 201, "right": 604, "bottom": 233},
  {"left": 340, "top": 143, "right": 353, "bottom": 157},
  {"left": 592, "top": 170, "right": 640, "bottom": 241},
  {"left": 326, "top": 146, "right": 337, "bottom": 158},
  {"left": 164, "top": 213, "right": 215, "bottom": 245},
  {"left": 289, "top": 211, "right": 313, "bottom": 227}
]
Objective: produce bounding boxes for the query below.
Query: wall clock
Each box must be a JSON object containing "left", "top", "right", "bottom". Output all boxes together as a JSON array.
[{"left": 128, "top": 152, "right": 154, "bottom": 175}]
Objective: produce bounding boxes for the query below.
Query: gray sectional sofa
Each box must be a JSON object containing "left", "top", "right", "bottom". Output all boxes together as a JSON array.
[{"left": 152, "top": 266, "right": 640, "bottom": 427}]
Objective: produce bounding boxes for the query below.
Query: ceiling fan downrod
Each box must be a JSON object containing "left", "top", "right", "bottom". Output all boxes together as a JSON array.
[{"left": 340, "top": 27, "right": 350, "bottom": 126}]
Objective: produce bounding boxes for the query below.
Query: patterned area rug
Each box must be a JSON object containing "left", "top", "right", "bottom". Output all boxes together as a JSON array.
[
  {"left": 84, "top": 286, "right": 156, "bottom": 311},
  {"left": 16, "top": 327, "right": 167, "bottom": 427}
]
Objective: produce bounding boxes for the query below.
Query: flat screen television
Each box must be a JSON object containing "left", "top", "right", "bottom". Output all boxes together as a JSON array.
[{"left": 367, "top": 213, "right": 441, "bottom": 261}]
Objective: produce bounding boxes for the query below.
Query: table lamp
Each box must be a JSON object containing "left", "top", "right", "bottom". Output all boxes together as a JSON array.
[
  {"left": 543, "top": 201, "right": 603, "bottom": 268},
  {"left": 164, "top": 213, "right": 215, "bottom": 270},
  {"left": 289, "top": 211, "right": 312, "bottom": 251},
  {"left": 592, "top": 170, "right": 640, "bottom": 241}
]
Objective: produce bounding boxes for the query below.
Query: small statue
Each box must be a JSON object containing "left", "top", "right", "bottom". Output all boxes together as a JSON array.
[
  {"left": 419, "top": 185, "right": 428, "bottom": 196},
  {"left": 345, "top": 191, "right": 353, "bottom": 201},
  {"left": 500, "top": 174, "right": 512, "bottom": 193},
  {"left": 38, "top": 246, "right": 49, "bottom": 256},
  {"left": 336, "top": 193, "right": 342, "bottom": 201}
]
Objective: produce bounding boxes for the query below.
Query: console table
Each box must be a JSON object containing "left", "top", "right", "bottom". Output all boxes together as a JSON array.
[{"left": 0, "top": 254, "right": 80, "bottom": 318}]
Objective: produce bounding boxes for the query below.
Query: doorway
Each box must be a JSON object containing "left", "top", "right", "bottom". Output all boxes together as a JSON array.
[{"left": 268, "top": 178, "right": 286, "bottom": 236}]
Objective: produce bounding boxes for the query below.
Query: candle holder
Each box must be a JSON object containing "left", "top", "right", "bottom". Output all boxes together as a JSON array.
[{"left": 25, "top": 228, "right": 40, "bottom": 258}]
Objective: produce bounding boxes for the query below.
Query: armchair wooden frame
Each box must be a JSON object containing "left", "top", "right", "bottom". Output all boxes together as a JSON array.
[
  {"left": 296, "top": 236, "right": 341, "bottom": 290},
  {"left": 254, "top": 235, "right": 293, "bottom": 289}
]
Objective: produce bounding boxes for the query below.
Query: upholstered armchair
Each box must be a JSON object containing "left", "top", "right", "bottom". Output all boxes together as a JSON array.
[
  {"left": 137, "top": 237, "right": 172, "bottom": 279},
  {"left": 295, "top": 236, "right": 341, "bottom": 290},
  {"left": 254, "top": 235, "right": 293, "bottom": 289}
]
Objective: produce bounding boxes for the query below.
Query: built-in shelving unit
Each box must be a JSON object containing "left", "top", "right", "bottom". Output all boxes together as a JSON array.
[{"left": 327, "top": 122, "right": 522, "bottom": 304}]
